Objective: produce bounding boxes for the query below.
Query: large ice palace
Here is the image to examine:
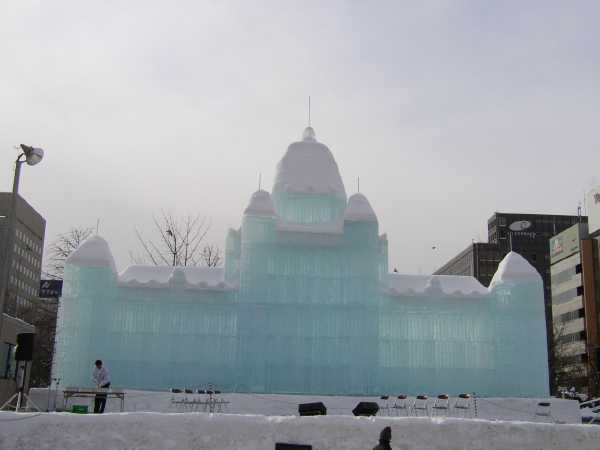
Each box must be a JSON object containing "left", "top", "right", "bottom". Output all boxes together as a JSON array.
[{"left": 54, "top": 126, "right": 549, "bottom": 397}]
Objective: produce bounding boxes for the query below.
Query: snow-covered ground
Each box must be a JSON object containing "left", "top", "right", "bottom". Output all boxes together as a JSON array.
[
  {"left": 2, "top": 411, "right": 600, "bottom": 450},
  {"left": 1, "top": 389, "right": 594, "bottom": 449}
]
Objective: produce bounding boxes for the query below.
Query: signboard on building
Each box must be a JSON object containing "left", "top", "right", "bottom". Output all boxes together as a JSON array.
[
  {"left": 39, "top": 279, "right": 63, "bottom": 298},
  {"left": 549, "top": 224, "right": 582, "bottom": 265},
  {"left": 587, "top": 186, "right": 600, "bottom": 236}
]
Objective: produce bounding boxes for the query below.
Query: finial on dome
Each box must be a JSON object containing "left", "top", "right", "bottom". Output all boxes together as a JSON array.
[{"left": 302, "top": 126, "right": 316, "bottom": 141}]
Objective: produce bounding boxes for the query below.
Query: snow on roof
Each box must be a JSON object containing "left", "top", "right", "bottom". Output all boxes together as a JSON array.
[
  {"left": 118, "top": 265, "right": 232, "bottom": 290},
  {"left": 344, "top": 193, "right": 378, "bottom": 223},
  {"left": 489, "top": 251, "right": 541, "bottom": 287},
  {"left": 272, "top": 127, "right": 346, "bottom": 199},
  {"left": 66, "top": 235, "right": 117, "bottom": 272},
  {"left": 386, "top": 273, "right": 489, "bottom": 296},
  {"left": 275, "top": 219, "right": 344, "bottom": 235},
  {"left": 244, "top": 190, "right": 276, "bottom": 217}
]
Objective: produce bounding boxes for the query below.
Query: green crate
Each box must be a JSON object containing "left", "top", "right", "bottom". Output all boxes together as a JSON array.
[{"left": 71, "top": 404, "right": 88, "bottom": 414}]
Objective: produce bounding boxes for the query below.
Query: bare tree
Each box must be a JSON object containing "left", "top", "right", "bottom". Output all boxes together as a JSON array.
[
  {"left": 46, "top": 227, "right": 94, "bottom": 278},
  {"left": 552, "top": 322, "right": 589, "bottom": 394},
  {"left": 201, "top": 244, "right": 222, "bottom": 268},
  {"left": 133, "top": 212, "right": 221, "bottom": 267},
  {"left": 17, "top": 299, "right": 59, "bottom": 387}
]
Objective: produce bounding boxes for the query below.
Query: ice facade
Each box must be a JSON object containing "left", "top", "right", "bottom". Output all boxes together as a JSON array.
[{"left": 53, "top": 127, "right": 549, "bottom": 397}]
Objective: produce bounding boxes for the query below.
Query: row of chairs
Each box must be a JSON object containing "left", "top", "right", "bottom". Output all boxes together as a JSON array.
[
  {"left": 169, "top": 388, "right": 229, "bottom": 413},
  {"left": 378, "top": 394, "right": 474, "bottom": 417}
]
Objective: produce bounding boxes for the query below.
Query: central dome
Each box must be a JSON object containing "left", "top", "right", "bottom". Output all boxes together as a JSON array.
[{"left": 272, "top": 127, "right": 347, "bottom": 224}]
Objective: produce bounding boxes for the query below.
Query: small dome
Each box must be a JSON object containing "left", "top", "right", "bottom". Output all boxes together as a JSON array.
[
  {"left": 490, "top": 251, "right": 541, "bottom": 287},
  {"left": 244, "top": 190, "right": 276, "bottom": 217},
  {"left": 302, "top": 126, "right": 316, "bottom": 142},
  {"left": 66, "top": 235, "right": 117, "bottom": 272},
  {"left": 344, "top": 193, "right": 378, "bottom": 223}
]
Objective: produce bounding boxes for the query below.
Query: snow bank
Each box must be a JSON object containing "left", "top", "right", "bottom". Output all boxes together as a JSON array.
[{"left": 1, "top": 411, "right": 599, "bottom": 450}]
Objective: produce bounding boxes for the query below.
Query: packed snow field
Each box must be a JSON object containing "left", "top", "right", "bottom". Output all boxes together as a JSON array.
[
  {"left": 1, "top": 389, "right": 597, "bottom": 449},
  {"left": 3, "top": 411, "right": 600, "bottom": 450}
]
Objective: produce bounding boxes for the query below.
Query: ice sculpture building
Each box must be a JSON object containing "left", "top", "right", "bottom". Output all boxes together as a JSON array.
[{"left": 54, "top": 126, "right": 549, "bottom": 397}]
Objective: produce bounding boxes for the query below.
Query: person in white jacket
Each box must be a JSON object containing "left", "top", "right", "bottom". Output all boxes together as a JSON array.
[{"left": 92, "top": 360, "right": 111, "bottom": 413}]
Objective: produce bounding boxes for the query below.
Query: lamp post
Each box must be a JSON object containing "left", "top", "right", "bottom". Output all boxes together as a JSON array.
[{"left": 0, "top": 144, "right": 44, "bottom": 339}]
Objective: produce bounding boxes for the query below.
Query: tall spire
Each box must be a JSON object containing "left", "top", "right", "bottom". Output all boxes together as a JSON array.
[{"left": 302, "top": 96, "right": 316, "bottom": 141}]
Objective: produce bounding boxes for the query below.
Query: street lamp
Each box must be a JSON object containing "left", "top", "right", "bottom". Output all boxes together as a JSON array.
[{"left": 0, "top": 144, "right": 45, "bottom": 339}]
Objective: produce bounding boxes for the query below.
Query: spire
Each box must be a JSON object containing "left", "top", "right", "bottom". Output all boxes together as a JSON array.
[{"left": 302, "top": 96, "right": 316, "bottom": 142}]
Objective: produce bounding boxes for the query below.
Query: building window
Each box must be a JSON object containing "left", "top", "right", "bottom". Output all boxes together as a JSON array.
[{"left": 0, "top": 343, "right": 16, "bottom": 379}]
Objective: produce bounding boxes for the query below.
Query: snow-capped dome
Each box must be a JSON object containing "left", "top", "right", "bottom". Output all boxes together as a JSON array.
[
  {"left": 344, "top": 193, "right": 378, "bottom": 223},
  {"left": 490, "top": 251, "right": 541, "bottom": 287},
  {"left": 244, "top": 190, "right": 276, "bottom": 217},
  {"left": 272, "top": 127, "right": 346, "bottom": 199},
  {"left": 65, "top": 235, "right": 117, "bottom": 272}
]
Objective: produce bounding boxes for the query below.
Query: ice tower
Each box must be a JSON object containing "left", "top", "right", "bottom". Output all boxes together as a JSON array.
[{"left": 53, "top": 126, "right": 549, "bottom": 397}]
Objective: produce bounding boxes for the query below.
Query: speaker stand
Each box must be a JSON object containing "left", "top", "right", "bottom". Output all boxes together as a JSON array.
[
  {"left": 0, "top": 390, "right": 42, "bottom": 412},
  {"left": 0, "top": 360, "right": 42, "bottom": 412}
]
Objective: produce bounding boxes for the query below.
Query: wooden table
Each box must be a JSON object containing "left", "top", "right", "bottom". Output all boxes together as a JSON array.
[{"left": 63, "top": 387, "right": 125, "bottom": 412}]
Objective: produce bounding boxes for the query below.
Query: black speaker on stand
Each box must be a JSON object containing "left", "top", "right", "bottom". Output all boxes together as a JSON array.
[{"left": 0, "top": 333, "right": 41, "bottom": 412}]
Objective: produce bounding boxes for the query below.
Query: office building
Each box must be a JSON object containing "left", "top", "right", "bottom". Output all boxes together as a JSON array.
[
  {"left": 549, "top": 222, "right": 599, "bottom": 393},
  {"left": 0, "top": 193, "right": 46, "bottom": 317}
]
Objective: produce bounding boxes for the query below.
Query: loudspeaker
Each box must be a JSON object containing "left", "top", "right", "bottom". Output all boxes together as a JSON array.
[
  {"left": 298, "top": 402, "right": 327, "bottom": 416},
  {"left": 15, "top": 333, "right": 34, "bottom": 361},
  {"left": 352, "top": 401, "right": 379, "bottom": 416},
  {"left": 275, "top": 444, "right": 312, "bottom": 450}
]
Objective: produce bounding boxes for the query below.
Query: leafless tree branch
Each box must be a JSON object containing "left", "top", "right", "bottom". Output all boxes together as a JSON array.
[{"left": 132, "top": 213, "right": 220, "bottom": 267}]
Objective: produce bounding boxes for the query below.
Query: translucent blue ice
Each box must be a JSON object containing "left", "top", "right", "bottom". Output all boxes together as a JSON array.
[{"left": 53, "top": 128, "right": 549, "bottom": 397}]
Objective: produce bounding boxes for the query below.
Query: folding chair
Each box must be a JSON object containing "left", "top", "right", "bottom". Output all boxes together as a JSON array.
[
  {"left": 413, "top": 395, "right": 429, "bottom": 417},
  {"left": 535, "top": 401, "right": 552, "bottom": 422},
  {"left": 392, "top": 394, "right": 409, "bottom": 416},
  {"left": 432, "top": 394, "right": 449, "bottom": 417},
  {"left": 453, "top": 393, "right": 472, "bottom": 418},
  {"left": 379, "top": 396, "right": 391, "bottom": 416}
]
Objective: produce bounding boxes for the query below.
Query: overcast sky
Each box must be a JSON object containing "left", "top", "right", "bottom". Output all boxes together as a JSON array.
[{"left": 1, "top": 1, "right": 599, "bottom": 274}]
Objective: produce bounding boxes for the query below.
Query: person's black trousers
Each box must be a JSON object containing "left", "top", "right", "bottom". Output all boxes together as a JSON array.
[{"left": 94, "top": 382, "right": 111, "bottom": 413}]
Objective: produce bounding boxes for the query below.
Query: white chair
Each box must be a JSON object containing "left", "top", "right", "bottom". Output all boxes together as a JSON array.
[
  {"left": 432, "top": 394, "right": 450, "bottom": 417},
  {"left": 535, "top": 401, "right": 552, "bottom": 422},
  {"left": 392, "top": 394, "right": 410, "bottom": 416},
  {"left": 413, "top": 395, "right": 429, "bottom": 417},
  {"left": 379, "top": 395, "right": 391, "bottom": 416},
  {"left": 453, "top": 393, "right": 473, "bottom": 418}
]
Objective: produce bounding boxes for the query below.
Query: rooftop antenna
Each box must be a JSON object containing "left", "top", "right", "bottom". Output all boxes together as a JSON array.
[
  {"left": 578, "top": 201, "right": 582, "bottom": 223},
  {"left": 357, "top": 176, "right": 360, "bottom": 193},
  {"left": 96, "top": 218, "right": 100, "bottom": 235},
  {"left": 308, "top": 96, "right": 311, "bottom": 127},
  {"left": 258, "top": 172, "right": 262, "bottom": 191}
]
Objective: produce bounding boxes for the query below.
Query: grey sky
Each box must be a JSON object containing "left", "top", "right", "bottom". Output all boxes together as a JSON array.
[{"left": 1, "top": 1, "right": 599, "bottom": 274}]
